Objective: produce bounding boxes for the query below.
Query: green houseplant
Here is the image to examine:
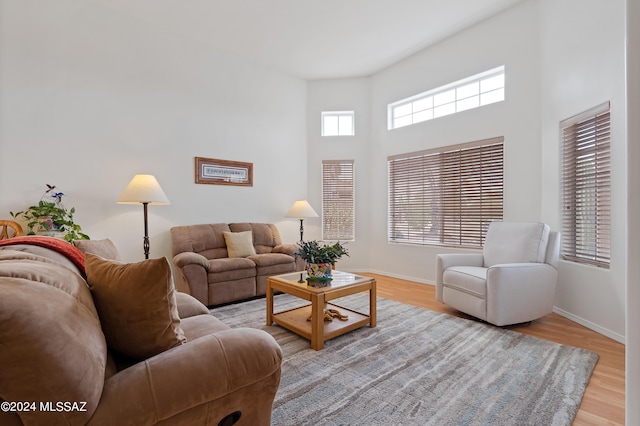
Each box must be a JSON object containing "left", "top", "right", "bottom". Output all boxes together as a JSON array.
[
  {"left": 10, "top": 185, "right": 90, "bottom": 243},
  {"left": 295, "top": 240, "right": 349, "bottom": 284}
]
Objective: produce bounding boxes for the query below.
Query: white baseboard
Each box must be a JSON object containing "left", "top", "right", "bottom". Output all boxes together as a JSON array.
[
  {"left": 344, "top": 268, "right": 626, "bottom": 344},
  {"left": 345, "top": 268, "right": 435, "bottom": 286},
  {"left": 553, "top": 306, "right": 626, "bottom": 344}
]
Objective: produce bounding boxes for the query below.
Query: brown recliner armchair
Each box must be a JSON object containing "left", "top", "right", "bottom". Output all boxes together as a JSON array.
[{"left": 0, "top": 239, "right": 282, "bottom": 426}]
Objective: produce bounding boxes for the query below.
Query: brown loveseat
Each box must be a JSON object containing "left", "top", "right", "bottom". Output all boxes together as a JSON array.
[
  {"left": 0, "top": 237, "right": 282, "bottom": 426},
  {"left": 171, "top": 223, "right": 305, "bottom": 307}
]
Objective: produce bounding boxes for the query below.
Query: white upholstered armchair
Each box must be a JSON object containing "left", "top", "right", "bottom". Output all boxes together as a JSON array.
[{"left": 436, "top": 221, "right": 560, "bottom": 326}]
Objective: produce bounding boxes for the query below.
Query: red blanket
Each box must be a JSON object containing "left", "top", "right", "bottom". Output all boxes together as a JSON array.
[{"left": 0, "top": 236, "right": 86, "bottom": 274}]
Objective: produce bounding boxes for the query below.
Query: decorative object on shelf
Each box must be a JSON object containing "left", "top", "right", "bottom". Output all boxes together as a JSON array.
[
  {"left": 285, "top": 200, "right": 318, "bottom": 242},
  {"left": 117, "top": 174, "right": 170, "bottom": 259},
  {"left": 10, "top": 184, "right": 90, "bottom": 243},
  {"left": 306, "top": 309, "right": 349, "bottom": 322},
  {"left": 195, "top": 157, "right": 253, "bottom": 187},
  {"left": 294, "top": 240, "right": 349, "bottom": 287}
]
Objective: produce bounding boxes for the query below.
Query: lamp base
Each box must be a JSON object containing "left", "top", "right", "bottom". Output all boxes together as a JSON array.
[{"left": 298, "top": 218, "right": 305, "bottom": 242}]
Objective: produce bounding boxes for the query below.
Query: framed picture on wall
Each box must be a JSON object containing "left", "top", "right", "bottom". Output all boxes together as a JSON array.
[{"left": 195, "top": 157, "right": 253, "bottom": 187}]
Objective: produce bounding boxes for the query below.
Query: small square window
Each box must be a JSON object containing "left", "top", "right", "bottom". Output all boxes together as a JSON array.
[{"left": 322, "top": 111, "right": 355, "bottom": 136}]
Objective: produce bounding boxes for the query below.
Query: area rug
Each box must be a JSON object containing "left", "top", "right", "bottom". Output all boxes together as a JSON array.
[{"left": 211, "top": 294, "right": 599, "bottom": 426}]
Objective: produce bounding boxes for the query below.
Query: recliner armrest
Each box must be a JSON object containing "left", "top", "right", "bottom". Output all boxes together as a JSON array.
[
  {"left": 486, "top": 262, "right": 558, "bottom": 326},
  {"left": 173, "top": 252, "right": 210, "bottom": 270},
  {"left": 437, "top": 253, "right": 484, "bottom": 270},
  {"left": 88, "top": 328, "right": 283, "bottom": 426}
]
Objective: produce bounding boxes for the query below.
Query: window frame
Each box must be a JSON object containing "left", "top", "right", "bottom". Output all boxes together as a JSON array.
[
  {"left": 321, "top": 160, "right": 355, "bottom": 241},
  {"left": 387, "top": 137, "right": 504, "bottom": 248},
  {"left": 560, "top": 102, "right": 611, "bottom": 268}
]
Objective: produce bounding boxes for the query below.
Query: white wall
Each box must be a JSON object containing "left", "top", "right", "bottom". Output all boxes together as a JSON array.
[
  {"left": 0, "top": 0, "right": 308, "bottom": 262},
  {"left": 306, "top": 78, "right": 371, "bottom": 271},
  {"left": 626, "top": 0, "right": 639, "bottom": 422},
  {"left": 367, "top": 1, "right": 542, "bottom": 283},
  {"left": 539, "top": 0, "right": 626, "bottom": 342}
]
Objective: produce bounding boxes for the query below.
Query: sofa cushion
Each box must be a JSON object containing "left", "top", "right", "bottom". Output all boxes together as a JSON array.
[
  {"left": 0, "top": 250, "right": 106, "bottom": 424},
  {"left": 85, "top": 254, "right": 187, "bottom": 360},
  {"left": 442, "top": 266, "right": 488, "bottom": 298},
  {"left": 223, "top": 231, "right": 257, "bottom": 258},
  {"left": 74, "top": 238, "right": 122, "bottom": 261},
  {"left": 248, "top": 252, "right": 294, "bottom": 267},
  {"left": 207, "top": 257, "right": 256, "bottom": 284},
  {"left": 180, "top": 314, "right": 230, "bottom": 341},
  {"left": 483, "top": 221, "right": 550, "bottom": 267}
]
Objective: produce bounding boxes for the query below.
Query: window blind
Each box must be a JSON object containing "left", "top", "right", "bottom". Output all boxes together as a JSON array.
[
  {"left": 561, "top": 102, "right": 611, "bottom": 268},
  {"left": 322, "top": 160, "right": 355, "bottom": 241},
  {"left": 388, "top": 137, "right": 503, "bottom": 248}
]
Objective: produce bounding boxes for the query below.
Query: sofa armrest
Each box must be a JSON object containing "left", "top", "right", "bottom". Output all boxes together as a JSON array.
[
  {"left": 272, "top": 243, "right": 299, "bottom": 256},
  {"left": 175, "top": 292, "right": 210, "bottom": 318},
  {"left": 273, "top": 243, "right": 306, "bottom": 272},
  {"left": 88, "top": 328, "right": 282, "bottom": 426},
  {"left": 173, "top": 252, "right": 210, "bottom": 270},
  {"left": 172, "top": 253, "right": 210, "bottom": 305},
  {"left": 435, "top": 253, "right": 484, "bottom": 302}
]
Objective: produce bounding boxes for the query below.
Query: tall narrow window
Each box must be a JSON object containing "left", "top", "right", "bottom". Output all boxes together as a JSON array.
[
  {"left": 322, "top": 160, "right": 355, "bottom": 240},
  {"left": 561, "top": 102, "right": 611, "bottom": 268},
  {"left": 322, "top": 111, "right": 355, "bottom": 136},
  {"left": 388, "top": 138, "right": 503, "bottom": 248}
]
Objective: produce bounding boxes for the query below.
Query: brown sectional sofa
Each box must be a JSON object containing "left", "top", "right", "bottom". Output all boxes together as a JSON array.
[
  {"left": 171, "top": 223, "right": 305, "bottom": 307},
  {"left": 0, "top": 238, "right": 282, "bottom": 425}
]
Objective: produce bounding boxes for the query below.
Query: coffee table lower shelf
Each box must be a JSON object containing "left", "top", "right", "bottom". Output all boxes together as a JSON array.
[{"left": 272, "top": 303, "right": 371, "bottom": 344}]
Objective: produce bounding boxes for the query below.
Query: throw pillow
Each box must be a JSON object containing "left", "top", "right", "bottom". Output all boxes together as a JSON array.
[
  {"left": 223, "top": 230, "right": 257, "bottom": 258},
  {"left": 84, "top": 254, "right": 186, "bottom": 360}
]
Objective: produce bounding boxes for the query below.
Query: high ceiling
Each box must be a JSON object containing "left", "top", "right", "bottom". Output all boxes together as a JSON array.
[{"left": 91, "top": 0, "right": 525, "bottom": 80}]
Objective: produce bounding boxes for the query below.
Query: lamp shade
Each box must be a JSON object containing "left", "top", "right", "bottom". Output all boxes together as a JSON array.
[
  {"left": 117, "top": 174, "right": 170, "bottom": 205},
  {"left": 285, "top": 200, "right": 318, "bottom": 219}
]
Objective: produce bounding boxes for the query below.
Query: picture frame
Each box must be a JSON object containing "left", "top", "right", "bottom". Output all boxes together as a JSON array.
[{"left": 195, "top": 157, "right": 253, "bottom": 187}]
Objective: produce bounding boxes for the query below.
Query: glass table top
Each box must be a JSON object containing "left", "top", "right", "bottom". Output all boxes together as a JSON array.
[{"left": 275, "top": 270, "right": 368, "bottom": 288}]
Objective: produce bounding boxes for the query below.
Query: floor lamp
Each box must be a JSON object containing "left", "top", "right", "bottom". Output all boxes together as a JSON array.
[
  {"left": 117, "top": 174, "right": 170, "bottom": 259},
  {"left": 285, "top": 200, "right": 318, "bottom": 243}
]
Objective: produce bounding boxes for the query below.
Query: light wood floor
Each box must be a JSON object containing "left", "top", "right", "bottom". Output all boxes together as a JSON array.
[{"left": 358, "top": 273, "right": 626, "bottom": 426}]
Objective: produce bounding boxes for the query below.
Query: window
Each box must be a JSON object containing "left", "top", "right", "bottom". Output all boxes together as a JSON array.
[
  {"left": 322, "top": 160, "right": 355, "bottom": 240},
  {"left": 388, "top": 66, "right": 505, "bottom": 130},
  {"left": 322, "top": 111, "right": 354, "bottom": 136},
  {"left": 561, "top": 102, "right": 611, "bottom": 268},
  {"left": 388, "top": 138, "right": 503, "bottom": 247}
]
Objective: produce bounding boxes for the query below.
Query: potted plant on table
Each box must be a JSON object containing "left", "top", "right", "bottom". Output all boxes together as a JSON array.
[
  {"left": 294, "top": 240, "right": 349, "bottom": 286},
  {"left": 10, "top": 184, "right": 90, "bottom": 243}
]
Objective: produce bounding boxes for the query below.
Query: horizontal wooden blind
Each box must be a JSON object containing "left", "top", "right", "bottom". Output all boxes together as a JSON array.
[
  {"left": 388, "top": 137, "right": 503, "bottom": 247},
  {"left": 322, "top": 160, "right": 355, "bottom": 241},
  {"left": 561, "top": 102, "right": 611, "bottom": 268}
]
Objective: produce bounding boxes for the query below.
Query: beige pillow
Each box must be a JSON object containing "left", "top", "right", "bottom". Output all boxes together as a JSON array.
[
  {"left": 223, "top": 231, "right": 257, "bottom": 258},
  {"left": 84, "top": 254, "right": 186, "bottom": 360}
]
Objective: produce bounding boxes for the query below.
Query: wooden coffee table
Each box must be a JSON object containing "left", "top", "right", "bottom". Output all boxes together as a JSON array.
[{"left": 266, "top": 271, "right": 376, "bottom": 350}]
